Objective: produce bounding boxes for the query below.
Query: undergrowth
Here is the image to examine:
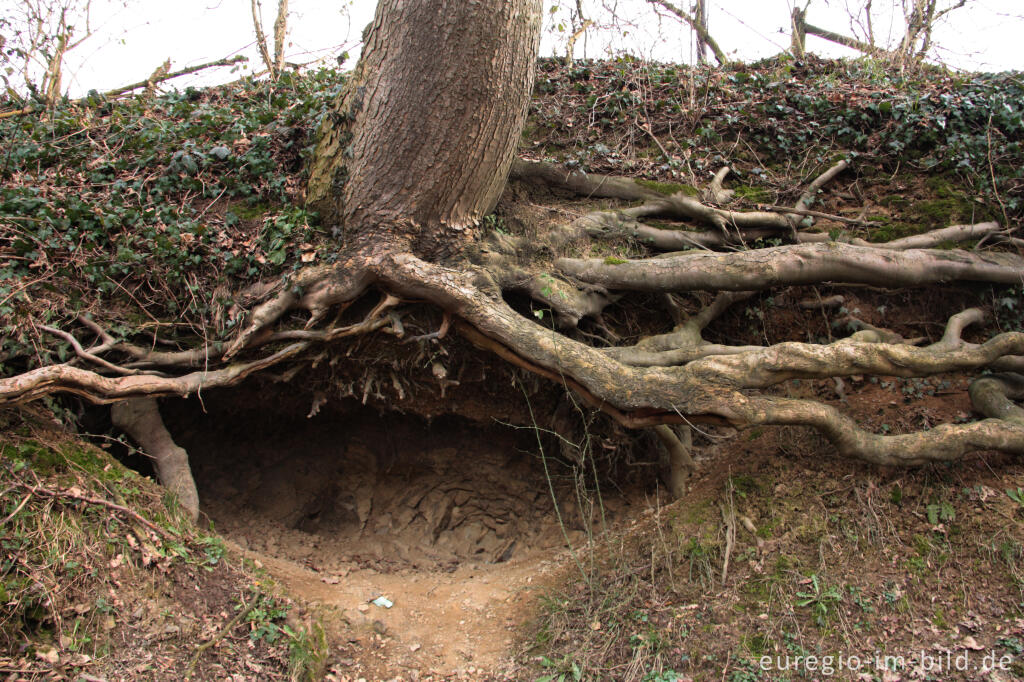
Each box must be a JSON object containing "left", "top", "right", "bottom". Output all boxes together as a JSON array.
[
  {"left": 523, "top": 440, "right": 1024, "bottom": 681},
  {"left": 0, "top": 407, "right": 329, "bottom": 680}
]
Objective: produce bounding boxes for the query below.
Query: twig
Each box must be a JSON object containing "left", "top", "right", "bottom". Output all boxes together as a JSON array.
[
  {"left": 1, "top": 492, "right": 33, "bottom": 525},
  {"left": 636, "top": 119, "right": 673, "bottom": 164},
  {"left": 186, "top": 591, "right": 262, "bottom": 678},
  {"left": 986, "top": 114, "right": 1010, "bottom": 228},
  {"left": 720, "top": 479, "right": 736, "bottom": 585}
]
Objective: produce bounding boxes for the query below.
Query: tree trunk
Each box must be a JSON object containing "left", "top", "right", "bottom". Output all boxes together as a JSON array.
[
  {"left": 790, "top": 7, "right": 806, "bottom": 58},
  {"left": 693, "top": 0, "right": 708, "bottom": 64},
  {"left": 307, "top": 0, "right": 543, "bottom": 260}
]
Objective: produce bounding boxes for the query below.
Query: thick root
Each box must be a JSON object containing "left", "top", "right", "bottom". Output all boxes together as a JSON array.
[
  {"left": 558, "top": 243, "right": 1024, "bottom": 292},
  {"left": 970, "top": 373, "right": 1024, "bottom": 427},
  {"left": 744, "top": 395, "right": 1024, "bottom": 466},
  {"left": 111, "top": 398, "right": 200, "bottom": 522}
]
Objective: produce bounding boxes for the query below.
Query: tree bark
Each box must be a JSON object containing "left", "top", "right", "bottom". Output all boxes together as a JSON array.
[
  {"left": 112, "top": 398, "right": 200, "bottom": 522},
  {"left": 307, "top": 0, "right": 543, "bottom": 260}
]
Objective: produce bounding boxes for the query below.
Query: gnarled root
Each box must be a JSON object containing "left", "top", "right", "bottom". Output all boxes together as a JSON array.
[
  {"left": 111, "top": 398, "right": 200, "bottom": 522},
  {"left": 970, "top": 373, "right": 1024, "bottom": 427}
]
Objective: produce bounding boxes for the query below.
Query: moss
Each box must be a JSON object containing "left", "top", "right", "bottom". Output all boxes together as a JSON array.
[
  {"left": 3, "top": 439, "right": 133, "bottom": 484},
  {"left": 740, "top": 633, "right": 771, "bottom": 656},
  {"left": 909, "top": 196, "right": 978, "bottom": 225},
  {"left": 634, "top": 178, "right": 698, "bottom": 197},
  {"left": 230, "top": 201, "right": 271, "bottom": 221},
  {"left": 756, "top": 519, "right": 776, "bottom": 539},
  {"left": 733, "top": 185, "right": 770, "bottom": 203},
  {"left": 924, "top": 175, "right": 960, "bottom": 199},
  {"left": 880, "top": 194, "right": 910, "bottom": 210},
  {"left": 729, "top": 473, "right": 761, "bottom": 496},
  {"left": 603, "top": 256, "right": 627, "bottom": 265},
  {"left": 866, "top": 216, "right": 922, "bottom": 242}
]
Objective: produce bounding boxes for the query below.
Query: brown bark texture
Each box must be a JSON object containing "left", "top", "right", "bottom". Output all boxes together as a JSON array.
[{"left": 307, "top": 0, "right": 543, "bottom": 260}]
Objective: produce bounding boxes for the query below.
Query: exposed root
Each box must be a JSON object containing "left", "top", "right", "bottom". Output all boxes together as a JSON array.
[
  {"left": 112, "top": 398, "right": 200, "bottom": 522},
  {"left": 224, "top": 261, "right": 375, "bottom": 359},
  {"left": 4, "top": 153, "right": 1023, "bottom": 483},
  {"left": 511, "top": 158, "right": 853, "bottom": 240},
  {"left": 607, "top": 291, "right": 761, "bottom": 367},
  {"left": 691, "top": 330, "right": 1024, "bottom": 389},
  {"left": 0, "top": 342, "right": 309, "bottom": 406},
  {"left": 705, "top": 166, "right": 735, "bottom": 204},
  {"left": 39, "top": 325, "right": 147, "bottom": 376},
  {"left": 969, "top": 373, "right": 1024, "bottom": 427},
  {"left": 796, "top": 159, "right": 849, "bottom": 213},
  {"left": 744, "top": 395, "right": 1024, "bottom": 466},
  {"left": 653, "top": 424, "right": 694, "bottom": 498},
  {"left": 558, "top": 243, "right": 1024, "bottom": 292},
  {"left": 836, "top": 317, "right": 921, "bottom": 345},
  {"left": 799, "top": 294, "right": 845, "bottom": 310}
]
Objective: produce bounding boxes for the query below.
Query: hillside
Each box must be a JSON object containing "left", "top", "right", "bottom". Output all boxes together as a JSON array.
[{"left": 2, "top": 55, "right": 1023, "bottom": 680}]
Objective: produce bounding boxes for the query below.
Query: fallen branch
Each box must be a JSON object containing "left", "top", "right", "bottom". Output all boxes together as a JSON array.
[{"left": 103, "top": 55, "right": 248, "bottom": 99}]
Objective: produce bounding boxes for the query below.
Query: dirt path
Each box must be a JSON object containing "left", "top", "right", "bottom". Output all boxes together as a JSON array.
[{"left": 243, "top": 544, "right": 565, "bottom": 678}]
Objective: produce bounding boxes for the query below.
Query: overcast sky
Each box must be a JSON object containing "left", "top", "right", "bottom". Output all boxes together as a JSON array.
[{"left": 46, "top": 0, "right": 1024, "bottom": 97}]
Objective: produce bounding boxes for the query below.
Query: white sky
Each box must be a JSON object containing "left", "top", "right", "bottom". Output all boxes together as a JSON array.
[{"left": 30, "top": 0, "right": 1024, "bottom": 98}]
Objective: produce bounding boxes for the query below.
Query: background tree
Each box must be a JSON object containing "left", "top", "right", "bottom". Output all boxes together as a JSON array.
[
  {"left": 1, "top": 0, "right": 102, "bottom": 104},
  {"left": 793, "top": 0, "right": 975, "bottom": 66},
  {"left": 646, "top": 0, "right": 728, "bottom": 65},
  {"left": 250, "top": 0, "right": 290, "bottom": 81}
]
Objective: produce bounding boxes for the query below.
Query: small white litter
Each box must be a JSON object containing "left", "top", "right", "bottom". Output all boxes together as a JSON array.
[{"left": 371, "top": 596, "right": 393, "bottom": 609}]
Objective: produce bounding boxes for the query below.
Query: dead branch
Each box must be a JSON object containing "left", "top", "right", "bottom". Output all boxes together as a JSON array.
[
  {"left": 251, "top": 0, "right": 275, "bottom": 78},
  {"left": 103, "top": 56, "right": 248, "bottom": 99},
  {"left": 186, "top": 591, "right": 262, "bottom": 679}
]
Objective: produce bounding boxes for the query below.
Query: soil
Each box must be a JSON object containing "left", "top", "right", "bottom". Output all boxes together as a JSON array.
[{"left": 161, "top": 391, "right": 658, "bottom": 679}]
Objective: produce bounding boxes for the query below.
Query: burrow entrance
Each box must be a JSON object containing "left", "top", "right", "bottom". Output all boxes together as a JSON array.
[{"left": 159, "top": 386, "right": 648, "bottom": 574}]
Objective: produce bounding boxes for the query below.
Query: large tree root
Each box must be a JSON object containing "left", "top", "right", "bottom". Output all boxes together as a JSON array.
[
  {"left": 111, "top": 398, "right": 200, "bottom": 522},
  {"left": 3, "top": 160, "right": 1023, "bottom": 488},
  {"left": 557, "top": 243, "right": 1024, "bottom": 292}
]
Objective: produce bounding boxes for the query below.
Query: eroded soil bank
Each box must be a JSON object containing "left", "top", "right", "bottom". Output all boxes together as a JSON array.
[{"left": 157, "top": 387, "right": 658, "bottom": 677}]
